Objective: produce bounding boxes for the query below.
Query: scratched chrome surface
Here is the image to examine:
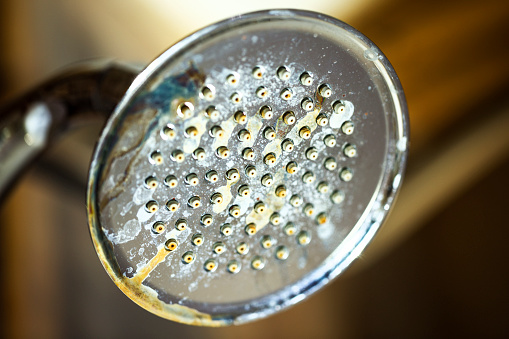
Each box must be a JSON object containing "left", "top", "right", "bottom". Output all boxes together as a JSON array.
[{"left": 87, "top": 10, "right": 408, "bottom": 326}]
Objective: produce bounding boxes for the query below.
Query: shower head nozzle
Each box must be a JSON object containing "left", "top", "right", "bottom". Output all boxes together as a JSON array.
[{"left": 87, "top": 9, "right": 409, "bottom": 326}]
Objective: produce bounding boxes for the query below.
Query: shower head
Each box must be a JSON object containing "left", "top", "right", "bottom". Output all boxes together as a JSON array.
[
  {"left": 87, "top": 9, "right": 408, "bottom": 326},
  {"left": 0, "top": 9, "right": 407, "bottom": 327}
]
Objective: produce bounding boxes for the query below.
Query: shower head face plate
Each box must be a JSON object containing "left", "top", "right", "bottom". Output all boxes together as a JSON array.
[{"left": 87, "top": 10, "right": 408, "bottom": 326}]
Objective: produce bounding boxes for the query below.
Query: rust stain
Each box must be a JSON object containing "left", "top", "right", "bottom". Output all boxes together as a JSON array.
[
  {"left": 212, "top": 176, "right": 240, "bottom": 214},
  {"left": 176, "top": 62, "right": 206, "bottom": 87},
  {"left": 245, "top": 206, "right": 273, "bottom": 232},
  {"left": 131, "top": 245, "right": 171, "bottom": 284},
  {"left": 88, "top": 220, "right": 226, "bottom": 326}
]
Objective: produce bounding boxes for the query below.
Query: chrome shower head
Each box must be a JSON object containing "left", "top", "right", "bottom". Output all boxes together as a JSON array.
[{"left": 87, "top": 9, "right": 408, "bottom": 326}]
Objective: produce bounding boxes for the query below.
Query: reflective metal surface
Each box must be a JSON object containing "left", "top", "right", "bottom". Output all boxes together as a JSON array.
[
  {"left": 0, "top": 61, "right": 137, "bottom": 198},
  {"left": 87, "top": 10, "right": 408, "bottom": 326}
]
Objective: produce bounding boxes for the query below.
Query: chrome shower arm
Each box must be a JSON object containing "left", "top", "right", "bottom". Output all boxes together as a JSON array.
[{"left": 0, "top": 61, "right": 138, "bottom": 198}]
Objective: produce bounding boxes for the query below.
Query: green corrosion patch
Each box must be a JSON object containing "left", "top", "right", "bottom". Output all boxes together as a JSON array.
[{"left": 130, "top": 61, "right": 205, "bottom": 114}]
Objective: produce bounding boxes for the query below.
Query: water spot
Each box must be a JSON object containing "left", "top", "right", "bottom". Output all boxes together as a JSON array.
[
  {"left": 298, "top": 256, "right": 307, "bottom": 269},
  {"left": 136, "top": 205, "right": 153, "bottom": 222},
  {"left": 397, "top": 137, "right": 408, "bottom": 152},
  {"left": 121, "top": 201, "right": 134, "bottom": 216},
  {"left": 392, "top": 174, "right": 402, "bottom": 189},
  {"left": 329, "top": 100, "right": 354, "bottom": 128},
  {"left": 189, "top": 281, "right": 198, "bottom": 292},
  {"left": 112, "top": 219, "right": 141, "bottom": 244},
  {"left": 364, "top": 48, "right": 379, "bottom": 61},
  {"left": 133, "top": 185, "right": 154, "bottom": 204},
  {"left": 317, "top": 222, "right": 334, "bottom": 240}
]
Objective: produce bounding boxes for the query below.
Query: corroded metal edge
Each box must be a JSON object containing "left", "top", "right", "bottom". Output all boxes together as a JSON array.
[{"left": 87, "top": 177, "right": 231, "bottom": 326}]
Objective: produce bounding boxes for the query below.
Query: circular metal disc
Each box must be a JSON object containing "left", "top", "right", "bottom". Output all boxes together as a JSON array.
[{"left": 87, "top": 9, "right": 409, "bottom": 326}]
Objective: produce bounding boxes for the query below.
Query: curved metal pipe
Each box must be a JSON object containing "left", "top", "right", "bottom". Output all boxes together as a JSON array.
[{"left": 0, "top": 61, "right": 138, "bottom": 198}]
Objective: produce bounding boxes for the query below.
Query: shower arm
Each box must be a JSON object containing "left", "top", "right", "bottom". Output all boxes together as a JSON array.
[{"left": 0, "top": 61, "right": 138, "bottom": 198}]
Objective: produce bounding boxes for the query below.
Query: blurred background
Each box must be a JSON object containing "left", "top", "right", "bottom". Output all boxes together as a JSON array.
[{"left": 1, "top": 0, "right": 509, "bottom": 338}]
